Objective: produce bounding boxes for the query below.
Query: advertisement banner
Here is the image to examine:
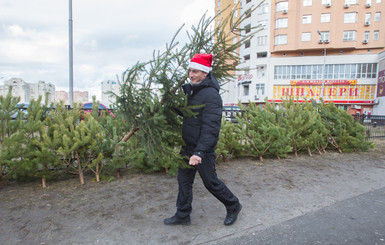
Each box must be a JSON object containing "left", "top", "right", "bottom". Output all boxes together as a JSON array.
[
  {"left": 378, "top": 70, "right": 385, "bottom": 97},
  {"left": 272, "top": 84, "right": 376, "bottom": 102}
]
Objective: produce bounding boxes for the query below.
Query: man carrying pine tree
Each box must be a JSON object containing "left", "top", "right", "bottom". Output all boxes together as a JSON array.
[{"left": 164, "top": 53, "right": 242, "bottom": 226}]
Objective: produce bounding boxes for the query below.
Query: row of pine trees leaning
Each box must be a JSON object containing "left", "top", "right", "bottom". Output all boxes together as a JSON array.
[
  {"left": 0, "top": 5, "right": 373, "bottom": 188},
  {"left": 0, "top": 88, "right": 372, "bottom": 188}
]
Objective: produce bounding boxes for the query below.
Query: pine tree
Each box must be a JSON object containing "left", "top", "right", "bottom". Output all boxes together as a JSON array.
[
  {"left": 112, "top": 7, "right": 264, "bottom": 174},
  {"left": 216, "top": 116, "right": 243, "bottom": 162},
  {"left": 0, "top": 87, "right": 23, "bottom": 184},
  {"left": 282, "top": 99, "right": 322, "bottom": 156},
  {"left": 318, "top": 100, "right": 373, "bottom": 152},
  {"left": 235, "top": 101, "right": 291, "bottom": 163}
]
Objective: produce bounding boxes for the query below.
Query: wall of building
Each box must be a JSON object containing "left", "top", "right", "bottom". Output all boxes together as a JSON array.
[
  {"left": 220, "top": 0, "right": 385, "bottom": 114},
  {"left": 373, "top": 51, "right": 385, "bottom": 114}
]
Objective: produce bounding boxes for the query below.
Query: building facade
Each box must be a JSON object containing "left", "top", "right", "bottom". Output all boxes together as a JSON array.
[
  {"left": 217, "top": 0, "right": 385, "bottom": 115},
  {"left": 55, "top": 90, "right": 89, "bottom": 105},
  {"left": 101, "top": 80, "right": 121, "bottom": 108},
  {"left": 1, "top": 78, "right": 55, "bottom": 104}
]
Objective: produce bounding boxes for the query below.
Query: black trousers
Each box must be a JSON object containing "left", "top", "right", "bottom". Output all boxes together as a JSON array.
[{"left": 176, "top": 152, "right": 240, "bottom": 218}]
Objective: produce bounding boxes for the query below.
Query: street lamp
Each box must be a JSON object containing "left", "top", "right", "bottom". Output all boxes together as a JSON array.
[
  {"left": 317, "top": 30, "right": 326, "bottom": 101},
  {"left": 69, "top": 0, "right": 74, "bottom": 107}
]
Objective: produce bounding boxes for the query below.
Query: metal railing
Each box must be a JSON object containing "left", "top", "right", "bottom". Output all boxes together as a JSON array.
[{"left": 353, "top": 115, "right": 385, "bottom": 139}]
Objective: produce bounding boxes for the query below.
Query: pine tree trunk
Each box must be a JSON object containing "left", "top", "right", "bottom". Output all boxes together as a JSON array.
[
  {"left": 307, "top": 147, "right": 313, "bottom": 156},
  {"left": 259, "top": 155, "right": 263, "bottom": 163},
  {"left": 96, "top": 163, "right": 100, "bottom": 182},
  {"left": 121, "top": 127, "right": 139, "bottom": 142},
  {"left": 42, "top": 177, "right": 47, "bottom": 189},
  {"left": 116, "top": 168, "right": 121, "bottom": 178},
  {"left": 76, "top": 151, "right": 85, "bottom": 185}
]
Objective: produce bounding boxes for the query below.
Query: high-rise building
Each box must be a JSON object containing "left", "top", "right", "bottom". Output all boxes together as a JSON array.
[
  {"left": 55, "top": 90, "right": 88, "bottom": 105},
  {"left": 217, "top": 0, "right": 385, "bottom": 115},
  {"left": 1, "top": 78, "right": 55, "bottom": 104},
  {"left": 101, "top": 80, "right": 121, "bottom": 108}
]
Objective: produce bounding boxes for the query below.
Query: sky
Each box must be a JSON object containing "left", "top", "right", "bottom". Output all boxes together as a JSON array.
[{"left": 0, "top": 0, "right": 214, "bottom": 100}]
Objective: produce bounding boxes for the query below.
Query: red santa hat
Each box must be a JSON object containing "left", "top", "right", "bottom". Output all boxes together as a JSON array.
[{"left": 188, "top": 53, "right": 213, "bottom": 73}]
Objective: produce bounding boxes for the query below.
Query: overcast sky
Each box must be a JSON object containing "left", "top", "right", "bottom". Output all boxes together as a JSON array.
[{"left": 0, "top": 0, "right": 214, "bottom": 100}]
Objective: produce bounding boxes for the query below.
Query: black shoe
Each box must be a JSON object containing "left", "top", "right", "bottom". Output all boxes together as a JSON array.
[
  {"left": 224, "top": 204, "right": 242, "bottom": 226},
  {"left": 164, "top": 215, "right": 191, "bottom": 225}
]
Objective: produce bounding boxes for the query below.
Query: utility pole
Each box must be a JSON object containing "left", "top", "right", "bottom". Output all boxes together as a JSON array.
[{"left": 69, "top": 0, "right": 74, "bottom": 107}]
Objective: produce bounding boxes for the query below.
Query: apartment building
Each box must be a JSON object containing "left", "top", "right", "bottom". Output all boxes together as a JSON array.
[
  {"left": 55, "top": 90, "right": 89, "bottom": 105},
  {"left": 101, "top": 80, "right": 121, "bottom": 108},
  {"left": 1, "top": 78, "right": 55, "bottom": 104},
  {"left": 217, "top": 0, "right": 385, "bottom": 115}
]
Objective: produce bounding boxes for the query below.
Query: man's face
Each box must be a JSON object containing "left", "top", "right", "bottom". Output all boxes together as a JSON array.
[{"left": 189, "top": 69, "right": 208, "bottom": 84}]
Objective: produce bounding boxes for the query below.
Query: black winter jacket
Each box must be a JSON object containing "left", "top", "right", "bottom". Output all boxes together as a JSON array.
[{"left": 181, "top": 72, "right": 222, "bottom": 159}]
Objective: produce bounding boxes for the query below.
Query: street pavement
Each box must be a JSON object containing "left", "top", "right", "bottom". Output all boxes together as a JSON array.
[{"left": 216, "top": 187, "right": 385, "bottom": 245}]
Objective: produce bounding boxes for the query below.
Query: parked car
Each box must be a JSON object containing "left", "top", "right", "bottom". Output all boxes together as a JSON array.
[
  {"left": 223, "top": 105, "right": 242, "bottom": 123},
  {"left": 80, "top": 102, "right": 114, "bottom": 117}
]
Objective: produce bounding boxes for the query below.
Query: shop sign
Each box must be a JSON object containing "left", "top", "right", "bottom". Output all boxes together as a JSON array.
[
  {"left": 238, "top": 74, "right": 253, "bottom": 81},
  {"left": 272, "top": 84, "right": 376, "bottom": 101},
  {"left": 378, "top": 70, "right": 385, "bottom": 97}
]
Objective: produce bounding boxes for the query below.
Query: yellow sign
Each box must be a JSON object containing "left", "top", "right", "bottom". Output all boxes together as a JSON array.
[{"left": 273, "top": 84, "right": 376, "bottom": 101}]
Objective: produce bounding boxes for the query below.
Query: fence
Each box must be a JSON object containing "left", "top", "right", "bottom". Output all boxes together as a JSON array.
[{"left": 353, "top": 115, "right": 385, "bottom": 140}]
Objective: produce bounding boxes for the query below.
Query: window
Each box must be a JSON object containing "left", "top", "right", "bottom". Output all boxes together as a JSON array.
[
  {"left": 343, "top": 31, "right": 356, "bottom": 41},
  {"left": 322, "top": 0, "right": 331, "bottom": 4},
  {"left": 245, "top": 40, "right": 251, "bottom": 48},
  {"left": 257, "top": 52, "right": 267, "bottom": 58},
  {"left": 245, "top": 8, "right": 251, "bottom": 18},
  {"left": 218, "top": 0, "right": 221, "bottom": 7},
  {"left": 344, "top": 13, "right": 357, "bottom": 23},
  {"left": 375, "top": 12, "right": 381, "bottom": 22},
  {"left": 302, "top": 15, "right": 312, "bottom": 24},
  {"left": 245, "top": 24, "right": 251, "bottom": 34},
  {"left": 365, "top": 13, "right": 371, "bottom": 24},
  {"left": 258, "top": 20, "right": 267, "bottom": 29},
  {"left": 233, "top": 36, "right": 237, "bottom": 44},
  {"left": 217, "top": 20, "right": 221, "bottom": 27},
  {"left": 275, "top": 35, "right": 288, "bottom": 45},
  {"left": 257, "top": 36, "right": 267, "bottom": 46},
  {"left": 364, "top": 31, "right": 370, "bottom": 41},
  {"left": 321, "top": 13, "right": 331, "bottom": 23},
  {"left": 276, "top": 18, "right": 288, "bottom": 28},
  {"left": 345, "top": 0, "right": 358, "bottom": 4},
  {"left": 303, "top": 0, "right": 312, "bottom": 6},
  {"left": 302, "top": 32, "right": 311, "bottom": 41},
  {"left": 367, "top": 0, "right": 372, "bottom": 5},
  {"left": 319, "top": 31, "right": 330, "bottom": 42},
  {"left": 374, "top": 30, "right": 380, "bottom": 40},
  {"left": 257, "top": 3, "right": 269, "bottom": 14},
  {"left": 246, "top": 0, "right": 251, "bottom": 3},
  {"left": 256, "top": 84, "right": 265, "bottom": 95},
  {"left": 376, "top": 0, "right": 382, "bottom": 3},
  {"left": 234, "top": 0, "right": 238, "bottom": 4},
  {"left": 243, "top": 85, "right": 249, "bottom": 96},
  {"left": 244, "top": 54, "right": 250, "bottom": 61},
  {"left": 274, "top": 63, "right": 377, "bottom": 80},
  {"left": 276, "top": 1, "right": 288, "bottom": 12}
]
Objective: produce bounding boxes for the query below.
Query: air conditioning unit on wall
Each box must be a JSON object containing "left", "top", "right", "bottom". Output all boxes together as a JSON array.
[
  {"left": 363, "top": 39, "right": 368, "bottom": 44},
  {"left": 344, "top": 3, "right": 350, "bottom": 8},
  {"left": 254, "top": 95, "right": 259, "bottom": 100},
  {"left": 326, "top": 3, "right": 331, "bottom": 7}
]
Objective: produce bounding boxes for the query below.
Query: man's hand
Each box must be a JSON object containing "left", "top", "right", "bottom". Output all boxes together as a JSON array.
[{"left": 189, "top": 155, "right": 202, "bottom": 166}]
